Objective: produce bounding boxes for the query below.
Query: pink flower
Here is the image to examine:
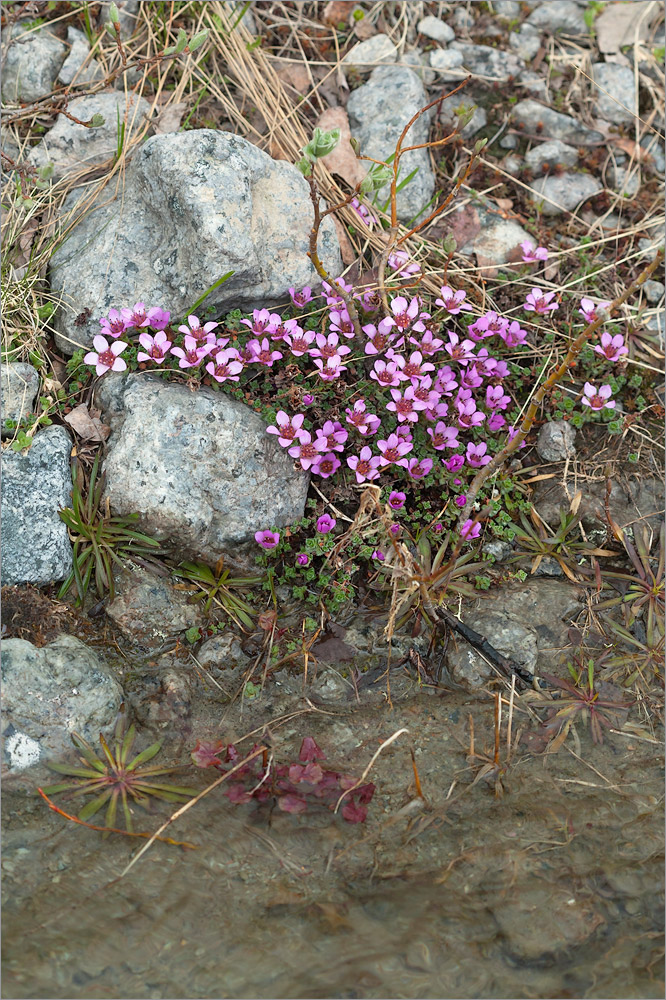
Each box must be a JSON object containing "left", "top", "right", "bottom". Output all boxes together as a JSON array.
[
  {"left": 310, "top": 332, "right": 351, "bottom": 360},
  {"left": 445, "top": 331, "right": 477, "bottom": 365},
  {"left": 435, "top": 366, "right": 458, "bottom": 396},
  {"left": 445, "top": 453, "right": 465, "bottom": 472},
  {"left": 401, "top": 351, "right": 435, "bottom": 381},
  {"left": 313, "top": 452, "right": 342, "bottom": 478},
  {"left": 372, "top": 550, "right": 385, "bottom": 561},
  {"left": 459, "top": 365, "right": 483, "bottom": 390},
  {"left": 487, "top": 412, "right": 506, "bottom": 432},
  {"left": 411, "top": 376, "right": 441, "bottom": 409},
  {"left": 578, "top": 297, "right": 610, "bottom": 323},
  {"left": 455, "top": 494, "right": 467, "bottom": 507},
  {"left": 377, "top": 433, "right": 413, "bottom": 466},
  {"left": 270, "top": 317, "right": 300, "bottom": 342},
  {"left": 84, "top": 335, "right": 128, "bottom": 376},
  {"left": 358, "top": 288, "right": 382, "bottom": 312},
  {"left": 241, "top": 308, "right": 279, "bottom": 336},
  {"left": 285, "top": 328, "right": 315, "bottom": 357},
  {"left": 266, "top": 411, "right": 306, "bottom": 448},
  {"left": 409, "top": 329, "right": 444, "bottom": 356},
  {"left": 507, "top": 425, "right": 526, "bottom": 448},
  {"left": 247, "top": 338, "right": 283, "bottom": 367},
  {"left": 593, "top": 332, "right": 628, "bottom": 362},
  {"left": 468, "top": 311, "right": 508, "bottom": 342},
  {"left": 427, "top": 422, "right": 459, "bottom": 450},
  {"left": 288, "top": 431, "right": 326, "bottom": 470},
  {"left": 386, "top": 386, "right": 427, "bottom": 423},
  {"left": 370, "top": 358, "right": 406, "bottom": 388},
  {"left": 435, "top": 286, "right": 472, "bottom": 315},
  {"left": 363, "top": 320, "right": 396, "bottom": 356},
  {"left": 466, "top": 442, "right": 491, "bottom": 467},
  {"left": 524, "top": 288, "right": 558, "bottom": 314},
  {"left": 456, "top": 398, "right": 485, "bottom": 429},
  {"left": 314, "top": 356, "right": 347, "bottom": 380},
  {"left": 350, "top": 197, "right": 375, "bottom": 227},
  {"left": 205, "top": 348, "right": 244, "bottom": 383},
  {"left": 137, "top": 330, "right": 172, "bottom": 363},
  {"left": 486, "top": 385, "right": 511, "bottom": 411},
  {"left": 388, "top": 249, "right": 421, "bottom": 277},
  {"left": 296, "top": 552, "right": 310, "bottom": 566},
  {"left": 315, "top": 420, "right": 348, "bottom": 453},
  {"left": 460, "top": 520, "right": 481, "bottom": 541},
  {"left": 147, "top": 306, "right": 171, "bottom": 330},
  {"left": 178, "top": 314, "right": 219, "bottom": 343},
  {"left": 347, "top": 447, "right": 381, "bottom": 483},
  {"left": 581, "top": 383, "right": 616, "bottom": 411},
  {"left": 121, "top": 302, "right": 150, "bottom": 329},
  {"left": 345, "top": 399, "right": 381, "bottom": 436},
  {"left": 501, "top": 321, "right": 528, "bottom": 347},
  {"left": 302, "top": 394, "right": 315, "bottom": 406},
  {"left": 402, "top": 457, "right": 433, "bottom": 479},
  {"left": 386, "top": 295, "right": 421, "bottom": 332},
  {"left": 389, "top": 491, "right": 406, "bottom": 509},
  {"left": 289, "top": 286, "right": 313, "bottom": 308},
  {"left": 170, "top": 336, "right": 213, "bottom": 369},
  {"left": 99, "top": 308, "right": 128, "bottom": 339},
  {"left": 255, "top": 530, "right": 280, "bottom": 549},
  {"left": 322, "top": 278, "right": 353, "bottom": 306},
  {"left": 520, "top": 240, "right": 549, "bottom": 263},
  {"left": 316, "top": 514, "right": 336, "bottom": 533},
  {"left": 328, "top": 309, "right": 355, "bottom": 339}
]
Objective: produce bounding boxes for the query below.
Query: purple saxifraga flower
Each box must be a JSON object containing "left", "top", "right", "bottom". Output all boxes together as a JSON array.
[
  {"left": 466, "top": 442, "right": 492, "bottom": 467},
  {"left": 289, "top": 286, "right": 313, "bottom": 308},
  {"left": 313, "top": 452, "right": 342, "bottom": 479},
  {"left": 147, "top": 306, "right": 171, "bottom": 330},
  {"left": 402, "top": 457, "right": 433, "bottom": 479},
  {"left": 520, "top": 240, "right": 549, "bottom": 263},
  {"left": 100, "top": 308, "right": 129, "bottom": 339},
  {"left": 578, "top": 297, "right": 611, "bottom": 323},
  {"left": 84, "top": 335, "right": 128, "bottom": 376},
  {"left": 316, "top": 514, "right": 336, "bottom": 533},
  {"left": 288, "top": 431, "right": 326, "bottom": 470},
  {"left": 170, "top": 336, "right": 213, "bottom": 369},
  {"left": 255, "top": 530, "right": 280, "bottom": 549},
  {"left": 593, "top": 332, "right": 628, "bottom": 362},
  {"left": 179, "top": 314, "right": 219, "bottom": 342},
  {"left": 347, "top": 447, "right": 381, "bottom": 484},
  {"left": 266, "top": 411, "right": 306, "bottom": 448},
  {"left": 205, "top": 349, "right": 244, "bottom": 383},
  {"left": 385, "top": 386, "right": 427, "bottom": 423},
  {"left": 137, "top": 330, "right": 172, "bottom": 363},
  {"left": 247, "top": 338, "right": 283, "bottom": 367},
  {"left": 377, "top": 433, "right": 413, "bottom": 466},
  {"left": 121, "top": 302, "right": 151, "bottom": 328},
  {"left": 460, "top": 519, "right": 481, "bottom": 541},
  {"left": 296, "top": 553, "right": 310, "bottom": 566},
  {"left": 285, "top": 328, "right": 315, "bottom": 357},
  {"left": 435, "top": 286, "right": 472, "bottom": 315},
  {"left": 581, "top": 383, "right": 616, "bottom": 410},
  {"left": 524, "top": 288, "right": 558, "bottom": 315},
  {"left": 315, "top": 420, "right": 348, "bottom": 453},
  {"left": 389, "top": 491, "right": 406, "bottom": 509},
  {"left": 241, "top": 308, "right": 279, "bottom": 336},
  {"left": 427, "top": 422, "right": 459, "bottom": 451}
]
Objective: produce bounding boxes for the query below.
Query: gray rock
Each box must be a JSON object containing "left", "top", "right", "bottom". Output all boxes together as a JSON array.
[
  {"left": 49, "top": 130, "right": 341, "bottom": 355},
  {"left": 446, "top": 609, "right": 539, "bottom": 690},
  {"left": 401, "top": 50, "right": 435, "bottom": 86},
  {"left": 532, "top": 476, "right": 663, "bottom": 536},
  {"left": 607, "top": 162, "right": 640, "bottom": 198},
  {"left": 347, "top": 66, "right": 435, "bottom": 223},
  {"left": 591, "top": 62, "right": 636, "bottom": 125},
  {"left": 509, "top": 24, "right": 542, "bottom": 62},
  {"left": 641, "top": 134, "right": 665, "bottom": 175},
  {"left": 533, "top": 556, "right": 564, "bottom": 577},
  {"left": 342, "top": 34, "right": 397, "bottom": 70},
  {"left": 525, "top": 138, "right": 579, "bottom": 172},
  {"left": 644, "top": 280, "right": 665, "bottom": 303},
  {"left": 98, "top": 0, "right": 140, "bottom": 34},
  {"left": 437, "top": 94, "right": 487, "bottom": 138},
  {"left": 517, "top": 70, "right": 548, "bottom": 100},
  {"left": 128, "top": 653, "right": 195, "bottom": 727},
  {"left": 429, "top": 48, "right": 465, "bottom": 77},
  {"left": 1, "top": 22, "right": 67, "bottom": 103},
  {"left": 512, "top": 99, "right": 604, "bottom": 144},
  {"left": 449, "top": 41, "right": 525, "bottom": 81},
  {"left": 483, "top": 539, "right": 514, "bottom": 562},
  {"left": 28, "top": 92, "right": 151, "bottom": 181},
  {"left": 1, "top": 363, "right": 40, "bottom": 436},
  {"left": 105, "top": 563, "right": 203, "bottom": 647},
  {"left": 526, "top": 1, "right": 587, "bottom": 34},
  {"left": 1, "top": 635, "right": 123, "bottom": 770},
  {"left": 417, "top": 16, "right": 455, "bottom": 44},
  {"left": 57, "top": 27, "right": 104, "bottom": 87},
  {"left": 198, "top": 633, "right": 251, "bottom": 674},
  {"left": 638, "top": 237, "right": 664, "bottom": 259},
  {"left": 451, "top": 8, "right": 475, "bottom": 32},
  {"left": 501, "top": 154, "right": 523, "bottom": 176},
  {"left": 454, "top": 198, "right": 532, "bottom": 270},
  {"left": 95, "top": 373, "right": 309, "bottom": 564},
  {"left": 493, "top": 1, "right": 521, "bottom": 18},
  {"left": 536, "top": 420, "right": 576, "bottom": 462},
  {"left": 1, "top": 426, "right": 73, "bottom": 586},
  {"left": 499, "top": 133, "right": 519, "bottom": 150},
  {"left": 529, "top": 172, "right": 602, "bottom": 215}
]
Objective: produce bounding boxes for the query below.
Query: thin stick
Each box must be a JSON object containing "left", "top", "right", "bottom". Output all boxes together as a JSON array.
[
  {"left": 119, "top": 744, "right": 266, "bottom": 878},
  {"left": 333, "top": 728, "right": 408, "bottom": 814}
]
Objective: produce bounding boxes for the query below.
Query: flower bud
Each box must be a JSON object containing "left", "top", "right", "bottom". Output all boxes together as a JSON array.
[
  {"left": 359, "top": 164, "right": 392, "bottom": 195},
  {"left": 109, "top": 2, "right": 120, "bottom": 24}
]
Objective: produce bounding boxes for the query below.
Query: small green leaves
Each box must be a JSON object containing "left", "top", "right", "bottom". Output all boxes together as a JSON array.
[
  {"left": 349, "top": 136, "right": 361, "bottom": 155},
  {"left": 296, "top": 127, "right": 341, "bottom": 176},
  {"left": 474, "top": 137, "right": 488, "bottom": 154},
  {"left": 89, "top": 113, "right": 106, "bottom": 128},
  {"left": 108, "top": 2, "right": 120, "bottom": 24},
  {"left": 359, "top": 163, "right": 392, "bottom": 195},
  {"left": 442, "top": 233, "right": 457, "bottom": 255},
  {"left": 165, "top": 28, "right": 188, "bottom": 55},
  {"left": 188, "top": 29, "right": 209, "bottom": 51}
]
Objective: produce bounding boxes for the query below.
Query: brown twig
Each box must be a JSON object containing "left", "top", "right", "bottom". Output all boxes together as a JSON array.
[{"left": 456, "top": 247, "right": 665, "bottom": 529}]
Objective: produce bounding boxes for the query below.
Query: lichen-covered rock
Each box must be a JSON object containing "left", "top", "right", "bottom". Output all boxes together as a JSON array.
[
  {"left": 529, "top": 172, "right": 602, "bottom": 215},
  {"left": 526, "top": 1, "right": 587, "bottom": 35},
  {"left": 417, "top": 16, "right": 455, "bottom": 44},
  {"left": 95, "top": 373, "right": 310, "bottom": 566},
  {"left": 105, "top": 563, "right": 203, "bottom": 647},
  {"left": 591, "top": 62, "right": 636, "bottom": 125},
  {"left": 525, "top": 139, "right": 579, "bottom": 173},
  {"left": 448, "top": 41, "right": 525, "bottom": 81},
  {"left": 536, "top": 420, "right": 576, "bottom": 462},
  {"left": 1, "top": 22, "right": 67, "bottom": 103},
  {"left": 1, "top": 363, "right": 40, "bottom": 437},
  {"left": 342, "top": 34, "right": 397, "bottom": 69},
  {"left": 347, "top": 66, "right": 435, "bottom": 223},
  {"left": 512, "top": 99, "right": 604, "bottom": 145},
  {"left": 49, "top": 130, "right": 341, "bottom": 355},
  {"left": 57, "top": 26, "right": 104, "bottom": 87},
  {"left": 1, "top": 426, "right": 73, "bottom": 586},
  {"left": 1, "top": 635, "right": 123, "bottom": 770},
  {"left": 29, "top": 92, "right": 151, "bottom": 180},
  {"left": 509, "top": 24, "right": 541, "bottom": 62}
]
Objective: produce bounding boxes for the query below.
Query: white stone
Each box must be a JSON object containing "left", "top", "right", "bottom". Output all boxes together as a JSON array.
[
  {"left": 417, "top": 16, "right": 455, "bottom": 44},
  {"left": 342, "top": 34, "right": 397, "bottom": 70}
]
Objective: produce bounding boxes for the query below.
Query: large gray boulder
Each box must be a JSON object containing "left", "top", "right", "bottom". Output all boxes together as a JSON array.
[
  {"left": 347, "top": 65, "right": 435, "bottom": 223},
  {"left": 529, "top": 172, "right": 603, "bottom": 215},
  {"left": 1, "top": 426, "right": 73, "bottom": 586},
  {"left": 95, "top": 373, "right": 309, "bottom": 565},
  {"left": 1, "top": 362, "right": 40, "bottom": 437},
  {"left": 29, "top": 91, "right": 152, "bottom": 180},
  {"left": 2, "top": 635, "right": 123, "bottom": 770},
  {"left": 512, "top": 99, "right": 604, "bottom": 145},
  {"left": 49, "top": 130, "right": 341, "bottom": 355},
  {"left": 1, "top": 22, "right": 67, "bottom": 103}
]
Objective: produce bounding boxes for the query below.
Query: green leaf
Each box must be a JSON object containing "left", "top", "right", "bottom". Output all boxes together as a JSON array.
[
  {"left": 78, "top": 789, "right": 112, "bottom": 821},
  {"left": 89, "top": 114, "right": 106, "bottom": 128},
  {"left": 127, "top": 741, "right": 163, "bottom": 770},
  {"left": 108, "top": 2, "right": 120, "bottom": 24},
  {"left": 183, "top": 271, "right": 234, "bottom": 316},
  {"left": 188, "top": 29, "right": 209, "bottom": 51}
]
